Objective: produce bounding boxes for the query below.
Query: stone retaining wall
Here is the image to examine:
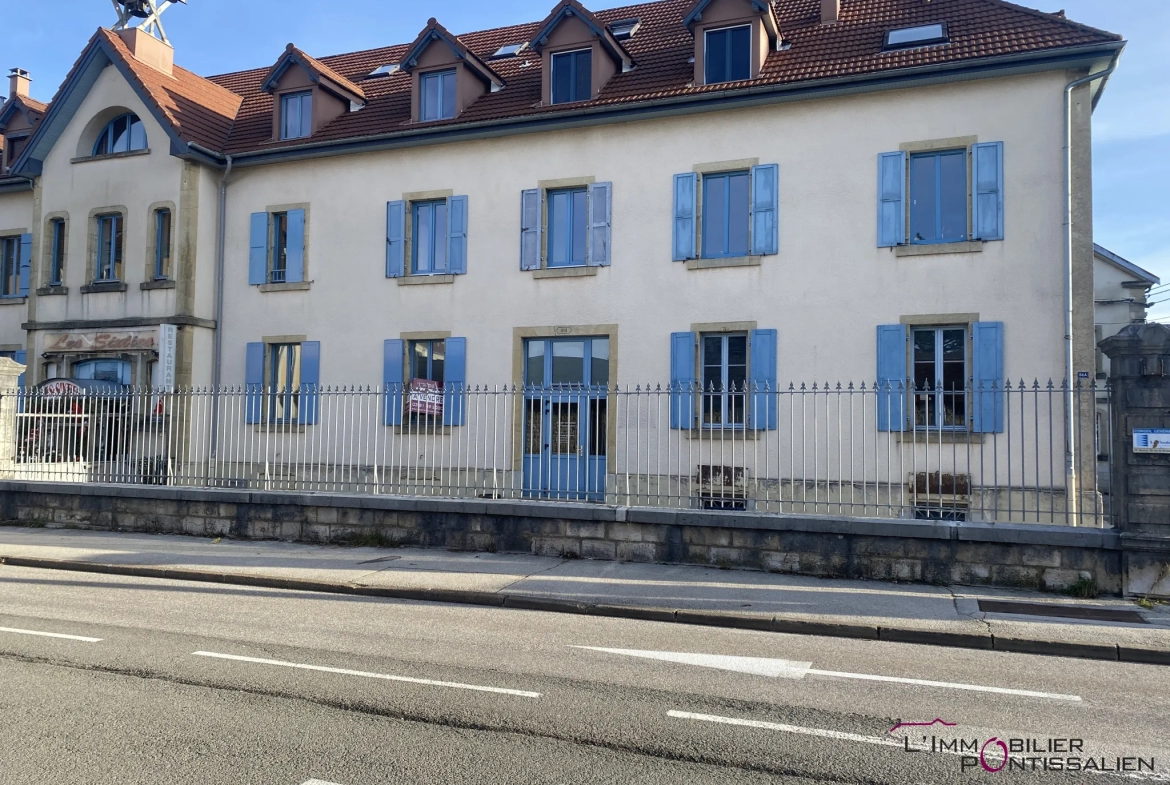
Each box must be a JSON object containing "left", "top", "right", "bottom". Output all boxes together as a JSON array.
[{"left": 0, "top": 481, "right": 1123, "bottom": 593}]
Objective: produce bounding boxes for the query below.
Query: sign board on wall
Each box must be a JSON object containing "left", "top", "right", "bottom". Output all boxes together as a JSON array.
[
  {"left": 1133, "top": 429, "right": 1170, "bottom": 454},
  {"left": 157, "top": 324, "right": 177, "bottom": 391},
  {"left": 44, "top": 331, "right": 158, "bottom": 352}
]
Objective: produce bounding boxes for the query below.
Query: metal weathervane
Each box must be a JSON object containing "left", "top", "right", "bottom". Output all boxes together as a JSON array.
[{"left": 110, "top": 0, "right": 186, "bottom": 44}]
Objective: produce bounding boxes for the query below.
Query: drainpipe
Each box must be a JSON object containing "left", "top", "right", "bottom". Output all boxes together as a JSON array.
[{"left": 1063, "top": 57, "right": 1117, "bottom": 524}]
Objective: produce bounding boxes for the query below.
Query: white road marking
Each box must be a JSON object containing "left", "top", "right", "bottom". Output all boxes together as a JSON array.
[
  {"left": 0, "top": 626, "right": 101, "bottom": 642},
  {"left": 192, "top": 651, "right": 541, "bottom": 698},
  {"left": 301, "top": 780, "right": 347, "bottom": 785},
  {"left": 576, "top": 647, "right": 1081, "bottom": 701}
]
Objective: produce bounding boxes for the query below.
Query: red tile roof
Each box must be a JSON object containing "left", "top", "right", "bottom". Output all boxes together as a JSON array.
[
  {"left": 262, "top": 44, "right": 367, "bottom": 103},
  {"left": 30, "top": 0, "right": 1126, "bottom": 160}
]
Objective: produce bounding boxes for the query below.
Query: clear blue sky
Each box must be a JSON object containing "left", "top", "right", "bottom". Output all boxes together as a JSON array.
[{"left": 7, "top": 0, "right": 1168, "bottom": 318}]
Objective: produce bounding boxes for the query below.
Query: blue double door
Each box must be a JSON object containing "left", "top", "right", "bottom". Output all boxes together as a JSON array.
[{"left": 523, "top": 337, "right": 608, "bottom": 501}]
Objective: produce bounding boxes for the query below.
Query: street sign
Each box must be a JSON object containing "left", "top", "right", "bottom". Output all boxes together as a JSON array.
[{"left": 1133, "top": 429, "right": 1170, "bottom": 454}]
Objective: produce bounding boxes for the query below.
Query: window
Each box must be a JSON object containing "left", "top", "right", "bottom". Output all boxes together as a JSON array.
[
  {"left": 280, "top": 92, "right": 312, "bottom": 140},
  {"left": 884, "top": 23, "right": 948, "bottom": 51},
  {"left": 420, "top": 70, "right": 456, "bottom": 122},
  {"left": 705, "top": 25, "right": 751, "bottom": 85},
  {"left": 701, "top": 334, "right": 748, "bottom": 428},
  {"left": 95, "top": 214, "right": 123, "bottom": 281},
  {"left": 367, "top": 64, "right": 400, "bottom": 78},
  {"left": 609, "top": 18, "right": 640, "bottom": 40},
  {"left": 267, "top": 343, "right": 301, "bottom": 423},
  {"left": 49, "top": 219, "right": 65, "bottom": 286},
  {"left": 912, "top": 326, "right": 967, "bottom": 429},
  {"left": 547, "top": 187, "right": 588, "bottom": 267},
  {"left": 411, "top": 200, "right": 449, "bottom": 274},
  {"left": 5, "top": 135, "right": 28, "bottom": 170},
  {"left": 93, "top": 113, "right": 146, "bottom": 156},
  {"left": 153, "top": 208, "right": 172, "bottom": 280},
  {"left": 491, "top": 44, "right": 524, "bottom": 59},
  {"left": 909, "top": 150, "right": 967, "bottom": 244},
  {"left": 551, "top": 49, "right": 592, "bottom": 104},
  {"left": 407, "top": 339, "right": 445, "bottom": 422},
  {"left": 701, "top": 171, "right": 750, "bottom": 258},
  {"left": 1, "top": 237, "right": 19, "bottom": 296},
  {"left": 270, "top": 212, "right": 289, "bottom": 283},
  {"left": 73, "top": 359, "right": 131, "bottom": 385}
]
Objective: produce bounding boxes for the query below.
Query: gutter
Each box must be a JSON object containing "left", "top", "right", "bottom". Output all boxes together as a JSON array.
[
  {"left": 1062, "top": 54, "right": 1120, "bottom": 524},
  {"left": 187, "top": 142, "right": 232, "bottom": 458},
  {"left": 0, "top": 174, "right": 35, "bottom": 194}
]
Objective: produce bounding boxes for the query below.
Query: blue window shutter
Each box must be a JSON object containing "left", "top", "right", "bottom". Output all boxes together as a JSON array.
[
  {"left": 588, "top": 182, "right": 612, "bottom": 266},
  {"left": 298, "top": 340, "right": 320, "bottom": 425},
  {"left": 877, "top": 152, "right": 906, "bottom": 247},
  {"left": 972, "top": 321, "right": 1005, "bottom": 433},
  {"left": 383, "top": 339, "right": 404, "bottom": 426},
  {"left": 672, "top": 172, "right": 697, "bottom": 261},
  {"left": 248, "top": 212, "right": 268, "bottom": 285},
  {"left": 972, "top": 142, "right": 1004, "bottom": 241},
  {"left": 749, "top": 164, "right": 779, "bottom": 256},
  {"left": 386, "top": 201, "right": 406, "bottom": 278},
  {"left": 285, "top": 209, "right": 305, "bottom": 283},
  {"left": 443, "top": 337, "right": 467, "bottom": 427},
  {"left": 520, "top": 189, "right": 542, "bottom": 270},
  {"left": 748, "top": 329, "right": 778, "bottom": 430},
  {"left": 447, "top": 195, "right": 468, "bottom": 275},
  {"left": 670, "top": 331, "right": 697, "bottom": 429},
  {"left": 17, "top": 233, "right": 31, "bottom": 296},
  {"left": 245, "top": 342, "right": 264, "bottom": 424},
  {"left": 876, "top": 324, "right": 908, "bottom": 431}
]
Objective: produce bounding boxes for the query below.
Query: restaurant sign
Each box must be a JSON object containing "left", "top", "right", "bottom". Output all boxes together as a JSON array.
[{"left": 45, "top": 330, "right": 159, "bottom": 353}]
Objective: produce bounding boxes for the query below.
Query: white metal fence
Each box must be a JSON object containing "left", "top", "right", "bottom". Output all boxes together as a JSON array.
[{"left": 6, "top": 379, "right": 1109, "bottom": 526}]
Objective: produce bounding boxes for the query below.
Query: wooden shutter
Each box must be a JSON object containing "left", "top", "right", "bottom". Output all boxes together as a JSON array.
[
  {"left": 749, "top": 165, "right": 779, "bottom": 256},
  {"left": 17, "top": 233, "right": 31, "bottom": 296},
  {"left": 971, "top": 321, "right": 1005, "bottom": 433},
  {"left": 876, "top": 324, "right": 908, "bottom": 431},
  {"left": 447, "top": 195, "right": 468, "bottom": 275},
  {"left": 670, "top": 331, "right": 697, "bottom": 429},
  {"left": 383, "top": 339, "right": 404, "bottom": 426},
  {"left": 285, "top": 209, "right": 305, "bottom": 283},
  {"left": 588, "top": 182, "right": 611, "bottom": 266},
  {"left": 672, "top": 173, "right": 697, "bottom": 261},
  {"left": 245, "top": 342, "right": 264, "bottom": 424},
  {"left": 520, "top": 189, "right": 542, "bottom": 270},
  {"left": 749, "top": 328, "right": 778, "bottom": 430},
  {"left": 972, "top": 142, "right": 1004, "bottom": 241},
  {"left": 248, "top": 213, "right": 268, "bottom": 285},
  {"left": 442, "top": 337, "right": 467, "bottom": 427},
  {"left": 386, "top": 201, "right": 406, "bottom": 278},
  {"left": 298, "top": 340, "right": 320, "bottom": 425},
  {"left": 877, "top": 152, "right": 906, "bottom": 247}
]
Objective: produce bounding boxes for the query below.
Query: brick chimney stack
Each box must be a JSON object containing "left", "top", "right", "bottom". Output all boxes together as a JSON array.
[
  {"left": 8, "top": 68, "right": 31, "bottom": 99},
  {"left": 821, "top": 0, "right": 840, "bottom": 24}
]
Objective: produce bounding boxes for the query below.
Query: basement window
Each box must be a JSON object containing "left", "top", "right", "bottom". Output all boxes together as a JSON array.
[{"left": 883, "top": 23, "right": 948, "bottom": 51}]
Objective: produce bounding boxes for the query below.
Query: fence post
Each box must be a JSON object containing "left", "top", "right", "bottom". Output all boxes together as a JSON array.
[
  {"left": 1100, "top": 323, "right": 1170, "bottom": 597},
  {"left": 0, "top": 356, "right": 26, "bottom": 480}
]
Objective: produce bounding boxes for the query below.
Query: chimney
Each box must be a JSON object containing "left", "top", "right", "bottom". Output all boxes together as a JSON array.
[
  {"left": 820, "top": 0, "right": 840, "bottom": 24},
  {"left": 8, "top": 68, "right": 31, "bottom": 99},
  {"left": 117, "top": 27, "right": 174, "bottom": 76}
]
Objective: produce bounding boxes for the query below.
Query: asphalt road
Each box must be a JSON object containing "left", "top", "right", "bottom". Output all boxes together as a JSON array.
[{"left": 0, "top": 564, "right": 1167, "bottom": 785}]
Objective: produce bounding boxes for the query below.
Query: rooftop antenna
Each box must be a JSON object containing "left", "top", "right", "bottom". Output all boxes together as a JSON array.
[{"left": 111, "top": 0, "right": 186, "bottom": 45}]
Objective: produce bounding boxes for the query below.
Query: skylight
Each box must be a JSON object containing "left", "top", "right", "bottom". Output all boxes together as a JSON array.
[
  {"left": 366, "top": 63, "right": 400, "bottom": 78},
  {"left": 883, "top": 23, "right": 949, "bottom": 50},
  {"left": 491, "top": 43, "right": 525, "bottom": 59},
  {"left": 608, "top": 18, "right": 641, "bottom": 40}
]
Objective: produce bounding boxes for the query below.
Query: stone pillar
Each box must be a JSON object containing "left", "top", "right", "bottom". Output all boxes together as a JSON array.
[
  {"left": 0, "top": 356, "right": 26, "bottom": 480},
  {"left": 1100, "top": 323, "right": 1170, "bottom": 597}
]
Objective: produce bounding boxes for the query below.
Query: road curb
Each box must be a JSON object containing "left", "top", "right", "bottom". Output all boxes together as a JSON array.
[{"left": 2, "top": 554, "right": 1165, "bottom": 666}]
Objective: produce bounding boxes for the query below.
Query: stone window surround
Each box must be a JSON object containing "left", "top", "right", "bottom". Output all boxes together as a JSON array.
[
  {"left": 260, "top": 202, "right": 312, "bottom": 290},
  {"left": 40, "top": 212, "right": 68, "bottom": 292},
  {"left": 0, "top": 228, "right": 28, "bottom": 300},
  {"left": 687, "top": 157, "right": 761, "bottom": 269},
  {"left": 393, "top": 330, "right": 455, "bottom": 434},
  {"left": 896, "top": 311, "right": 982, "bottom": 440},
  {"left": 143, "top": 200, "right": 177, "bottom": 284},
  {"left": 682, "top": 320, "right": 762, "bottom": 438},
  {"left": 894, "top": 135, "right": 983, "bottom": 257},
  {"left": 85, "top": 205, "right": 128, "bottom": 287},
  {"left": 532, "top": 175, "right": 596, "bottom": 273},
  {"left": 398, "top": 189, "right": 455, "bottom": 285},
  {"left": 510, "top": 323, "right": 619, "bottom": 468},
  {"left": 255, "top": 335, "right": 309, "bottom": 430}
]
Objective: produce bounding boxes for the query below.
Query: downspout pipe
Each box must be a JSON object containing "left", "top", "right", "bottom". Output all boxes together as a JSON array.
[
  {"left": 1063, "top": 57, "right": 1117, "bottom": 524},
  {"left": 188, "top": 142, "right": 232, "bottom": 457}
]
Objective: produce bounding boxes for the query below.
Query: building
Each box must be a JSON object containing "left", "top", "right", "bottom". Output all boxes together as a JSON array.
[{"left": 0, "top": 0, "right": 1126, "bottom": 516}]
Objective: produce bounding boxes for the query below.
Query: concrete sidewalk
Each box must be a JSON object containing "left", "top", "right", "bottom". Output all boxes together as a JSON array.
[{"left": 1, "top": 526, "right": 1167, "bottom": 663}]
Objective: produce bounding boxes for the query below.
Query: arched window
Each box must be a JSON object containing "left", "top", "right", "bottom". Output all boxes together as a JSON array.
[{"left": 92, "top": 113, "right": 147, "bottom": 156}]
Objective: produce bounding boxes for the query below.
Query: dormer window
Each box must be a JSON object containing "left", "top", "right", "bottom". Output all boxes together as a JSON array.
[
  {"left": 420, "top": 70, "right": 457, "bottom": 121},
  {"left": 93, "top": 113, "right": 146, "bottom": 156},
  {"left": 705, "top": 25, "right": 751, "bottom": 84},
  {"left": 280, "top": 91, "right": 312, "bottom": 140},
  {"left": 551, "top": 49, "right": 592, "bottom": 104}
]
